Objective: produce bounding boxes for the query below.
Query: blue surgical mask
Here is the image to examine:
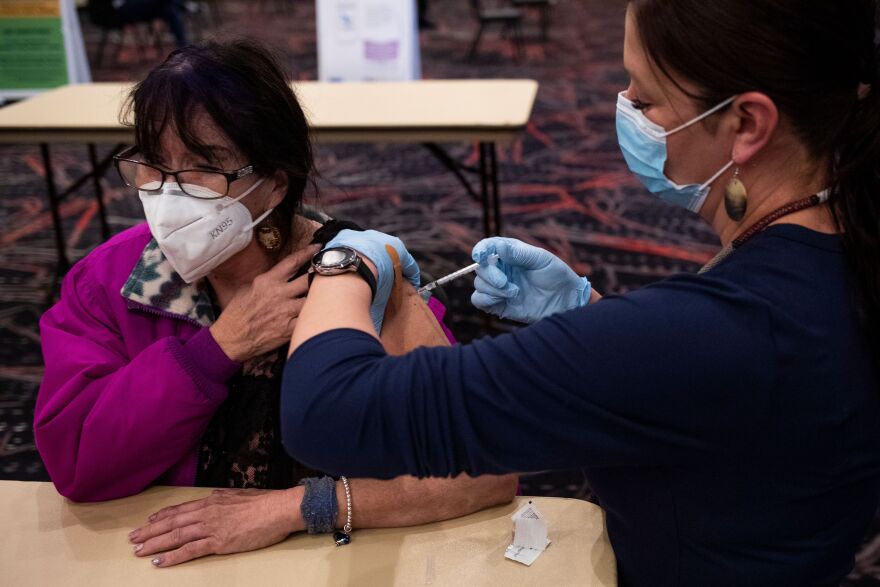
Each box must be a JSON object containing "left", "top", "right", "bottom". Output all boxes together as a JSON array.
[{"left": 616, "top": 91, "right": 736, "bottom": 213}]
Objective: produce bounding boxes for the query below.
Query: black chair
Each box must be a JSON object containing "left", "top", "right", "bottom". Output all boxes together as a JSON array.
[
  {"left": 467, "top": 0, "right": 524, "bottom": 62},
  {"left": 86, "top": 0, "right": 164, "bottom": 68},
  {"left": 183, "top": 0, "right": 223, "bottom": 41},
  {"left": 512, "top": 0, "right": 552, "bottom": 42}
]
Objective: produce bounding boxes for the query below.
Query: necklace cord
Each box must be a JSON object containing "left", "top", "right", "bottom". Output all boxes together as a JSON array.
[{"left": 731, "top": 194, "right": 823, "bottom": 249}]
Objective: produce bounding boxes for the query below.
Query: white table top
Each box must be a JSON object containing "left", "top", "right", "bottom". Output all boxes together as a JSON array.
[
  {"left": 0, "top": 481, "right": 616, "bottom": 587},
  {"left": 0, "top": 80, "right": 539, "bottom": 144}
]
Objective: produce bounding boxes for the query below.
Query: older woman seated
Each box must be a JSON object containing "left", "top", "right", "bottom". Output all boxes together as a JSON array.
[{"left": 34, "top": 41, "right": 516, "bottom": 567}]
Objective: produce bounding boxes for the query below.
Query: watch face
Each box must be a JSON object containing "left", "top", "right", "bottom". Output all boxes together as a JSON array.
[
  {"left": 314, "top": 247, "right": 357, "bottom": 275},
  {"left": 321, "top": 249, "right": 348, "bottom": 266}
]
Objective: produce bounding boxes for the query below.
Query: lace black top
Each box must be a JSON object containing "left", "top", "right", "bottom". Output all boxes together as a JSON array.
[
  {"left": 195, "top": 348, "right": 322, "bottom": 488},
  {"left": 195, "top": 218, "right": 365, "bottom": 489}
]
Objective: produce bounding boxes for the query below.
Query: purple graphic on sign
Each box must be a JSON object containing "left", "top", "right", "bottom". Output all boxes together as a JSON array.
[{"left": 364, "top": 40, "right": 399, "bottom": 62}]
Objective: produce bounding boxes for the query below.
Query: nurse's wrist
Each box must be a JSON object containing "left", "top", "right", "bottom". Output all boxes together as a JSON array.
[
  {"left": 576, "top": 276, "right": 593, "bottom": 308},
  {"left": 312, "top": 271, "right": 374, "bottom": 302}
]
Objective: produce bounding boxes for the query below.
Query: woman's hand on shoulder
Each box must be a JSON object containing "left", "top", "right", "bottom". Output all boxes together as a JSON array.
[
  {"left": 129, "top": 487, "right": 305, "bottom": 567},
  {"left": 210, "top": 244, "right": 320, "bottom": 362}
]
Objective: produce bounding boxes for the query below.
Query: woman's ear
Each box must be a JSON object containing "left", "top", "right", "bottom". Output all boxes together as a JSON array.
[
  {"left": 730, "top": 91, "right": 779, "bottom": 166},
  {"left": 266, "top": 169, "right": 289, "bottom": 209}
]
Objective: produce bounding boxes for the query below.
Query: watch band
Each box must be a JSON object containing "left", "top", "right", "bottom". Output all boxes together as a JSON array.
[
  {"left": 352, "top": 257, "right": 378, "bottom": 302},
  {"left": 309, "top": 250, "right": 378, "bottom": 302}
]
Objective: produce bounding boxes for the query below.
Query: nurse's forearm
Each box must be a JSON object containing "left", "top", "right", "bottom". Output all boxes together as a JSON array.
[
  {"left": 288, "top": 273, "right": 376, "bottom": 357},
  {"left": 339, "top": 474, "right": 518, "bottom": 529}
]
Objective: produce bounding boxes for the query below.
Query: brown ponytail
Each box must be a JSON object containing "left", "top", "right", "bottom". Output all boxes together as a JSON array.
[{"left": 833, "top": 35, "right": 880, "bottom": 358}]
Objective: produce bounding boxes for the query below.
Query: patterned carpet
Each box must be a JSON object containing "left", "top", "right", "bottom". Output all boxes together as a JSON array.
[{"left": 0, "top": 1, "right": 876, "bottom": 583}]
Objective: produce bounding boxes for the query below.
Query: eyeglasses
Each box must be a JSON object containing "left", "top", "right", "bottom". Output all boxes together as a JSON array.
[{"left": 113, "top": 146, "right": 256, "bottom": 199}]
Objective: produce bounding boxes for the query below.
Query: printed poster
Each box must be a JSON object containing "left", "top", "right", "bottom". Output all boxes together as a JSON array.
[
  {"left": 317, "top": 0, "right": 421, "bottom": 82},
  {"left": 0, "top": 0, "right": 89, "bottom": 102}
]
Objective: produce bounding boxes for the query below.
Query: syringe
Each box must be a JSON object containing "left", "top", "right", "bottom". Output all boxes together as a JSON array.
[{"left": 417, "top": 254, "right": 498, "bottom": 295}]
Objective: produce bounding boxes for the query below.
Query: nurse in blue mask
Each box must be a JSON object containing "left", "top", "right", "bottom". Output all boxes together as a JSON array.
[{"left": 280, "top": 1, "right": 880, "bottom": 584}]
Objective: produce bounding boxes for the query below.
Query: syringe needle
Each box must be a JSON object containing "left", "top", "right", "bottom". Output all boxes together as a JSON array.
[{"left": 417, "top": 256, "right": 497, "bottom": 295}]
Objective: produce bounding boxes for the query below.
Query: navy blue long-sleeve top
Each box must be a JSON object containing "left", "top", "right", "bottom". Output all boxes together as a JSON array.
[{"left": 282, "top": 225, "right": 880, "bottom": 586}]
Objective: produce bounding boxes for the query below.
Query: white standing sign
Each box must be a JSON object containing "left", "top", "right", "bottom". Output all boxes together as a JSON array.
[{"left": 317, "top": 0, "right": 421, "bottom": 82}]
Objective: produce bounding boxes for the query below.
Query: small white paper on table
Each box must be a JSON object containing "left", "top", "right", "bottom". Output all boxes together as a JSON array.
[{"left": 505, "top": 502, "right": 551, "bottom": 566}]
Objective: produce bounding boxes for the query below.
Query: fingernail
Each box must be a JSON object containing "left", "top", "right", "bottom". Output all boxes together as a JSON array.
[
  {"left": 148, "top": 514, "right": 157, "bottom": 522},
  {"left": 134, "top": 544, "right": 143, "bottom": 553},
  {"left": 152, "top": 556, "right": 163, "bottom": 567},
  {"left": 128, "top": 530, "right": 140, "bottom": 542}
]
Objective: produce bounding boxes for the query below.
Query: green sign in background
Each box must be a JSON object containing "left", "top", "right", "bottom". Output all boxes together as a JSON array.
[{"left": 0, "top": 16, "right": 68, "bottom": 90}]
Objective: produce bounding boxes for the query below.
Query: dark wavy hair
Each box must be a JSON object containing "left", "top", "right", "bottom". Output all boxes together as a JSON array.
[
  {"left": 630, "top": 0, "right": 880, "bottom": 369},
  {"left": 121, "top": 40, "right": 315, "bottom": 256}
]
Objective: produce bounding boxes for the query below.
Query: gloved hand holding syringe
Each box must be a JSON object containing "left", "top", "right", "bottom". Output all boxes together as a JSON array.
[{"left": 417, "top": 254, "right": 499, "bottom": 295}]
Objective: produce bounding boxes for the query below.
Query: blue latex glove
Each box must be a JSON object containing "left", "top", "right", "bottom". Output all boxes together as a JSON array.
[
  {"left": 471, "top": 237, "right": 591, "bottom": 323},
  {"left": 324, "top": 229, "right": 421, "bottom": 334}
]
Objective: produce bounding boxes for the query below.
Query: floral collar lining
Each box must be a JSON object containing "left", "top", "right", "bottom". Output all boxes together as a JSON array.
[
  {"left": 120, "top": 208, "right": 331, "bottom": 327},
  {"left": 120, "top": 238, "right": 216, "bottom": 327}
]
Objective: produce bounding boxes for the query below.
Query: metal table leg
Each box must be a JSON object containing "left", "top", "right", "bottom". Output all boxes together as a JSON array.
[
  {"left": 478, "top": 142, "right": 502, "bottom": 236},
  {"left": 38, "top": 143, "right": 124, "bottom": 302},
  {"left": 477, "top": 143, "right": 492, "bottom": 237},
  {"left": 40, "top": 143, "right": 69, "bottom": 273},
  {"left": 87, "top": 143, "right": 111, "bottom": 241},
  {"left": 540, "top": 4, "right": 550, "bottom": 42},
  {"left": 422, "top": 141, "right": 504, "bottom": 238},
  {"left": 486, "top": 142, "right": 502, "bottom": 235}
]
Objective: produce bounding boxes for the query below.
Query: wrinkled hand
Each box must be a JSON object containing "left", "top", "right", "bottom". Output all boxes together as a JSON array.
[
  {"left": 210, "top": 245, "right": 320, "bottom": 362},
  {"left": 129, "top": 488, "right": 304, "bottom": 568},
  {"left": 324, "top": 229, "right": 420, "bottom": 333},
  {"left": 471, "top": 237, "right": 591, "bottom": 323}
]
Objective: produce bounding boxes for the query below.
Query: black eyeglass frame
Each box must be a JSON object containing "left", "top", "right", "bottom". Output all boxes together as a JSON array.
[{"left": 112, "top": 145, "right": 256, "bottom": 199}]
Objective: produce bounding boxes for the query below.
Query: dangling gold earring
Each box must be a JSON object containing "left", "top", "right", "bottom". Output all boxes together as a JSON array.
[
  {"left": 724, "top": 167, "right": 748, "bottom": 221},
  {"left": 257, "top": 224, "right": 282, "bottom": 251}
]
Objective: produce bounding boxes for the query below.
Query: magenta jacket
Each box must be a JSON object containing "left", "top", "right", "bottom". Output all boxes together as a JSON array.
[{"left": 35, "top": 223, "right": 454, "bottom": 502}]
